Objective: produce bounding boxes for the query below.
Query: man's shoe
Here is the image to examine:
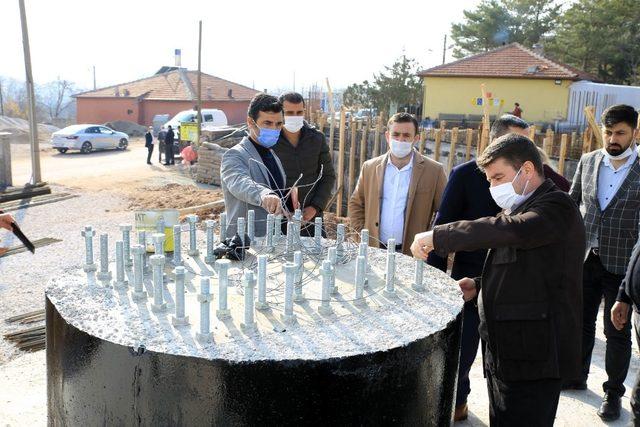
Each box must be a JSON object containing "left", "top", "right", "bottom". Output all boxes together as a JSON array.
[
  {"left": 454, "top": 403, "right": 468, "bottom": 422},
  {"left": 147, "top": 162, "right": 152, "bottom": 165},
  {"left": 597, "top": 392, "right": 621, "bottom": 421},
  {"left": 561, "top": 380, "right": 588, "bottom": 390}
]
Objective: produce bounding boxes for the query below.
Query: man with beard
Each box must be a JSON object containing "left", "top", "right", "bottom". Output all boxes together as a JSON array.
[{"left": 568, "top": 104, "right": 640, "bottom": 421}]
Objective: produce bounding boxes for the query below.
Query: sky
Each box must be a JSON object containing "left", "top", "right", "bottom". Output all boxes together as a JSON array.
[{"left": 0, "top": 0, "right": 481, "bottom": 93}]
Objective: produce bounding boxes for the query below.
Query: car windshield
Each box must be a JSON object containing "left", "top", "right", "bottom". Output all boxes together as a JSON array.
[
  {"left": 59, "top": 125, "right": 89, "bottom": 134},
  {"left": 174, "top": 112, "right": 195, "bottom": 122}
]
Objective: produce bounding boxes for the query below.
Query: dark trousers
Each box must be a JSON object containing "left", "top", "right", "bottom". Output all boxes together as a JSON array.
[
  {"left": 451, "top": 261, "right": 482, "bottom": 406},
  {"left": 631, "top": 314, "right": 640, "bottom": 424},
  {"left": 487, "top": 369, "right": 561, "bottom": 426},
  {"left": 457, "top": 301, "right": 481, "bottom": 405},
  {"left": 146, "top": 145, "right": 153, "bottom": 163},
  {"left": 165, "top": 144, "right": 174, "bottom": 164},
  {"left": 581, "top": 252, "right": 631, "bottom": 396}
]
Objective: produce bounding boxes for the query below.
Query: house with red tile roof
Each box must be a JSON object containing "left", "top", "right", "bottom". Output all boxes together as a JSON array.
[
  {"left": 74, "top": 68, "right": 260, "bottom": 126},
  {"left": 417, "top": 43, "right": 601, "bottom": 124}
]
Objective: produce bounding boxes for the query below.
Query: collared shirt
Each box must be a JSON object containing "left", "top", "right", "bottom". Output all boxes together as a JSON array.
[
  {"left": 597, "top": 149, "right": 638, "bottom": 210},
  {"left": 380, "top": 155, "right": 413, "bottom": 245}
]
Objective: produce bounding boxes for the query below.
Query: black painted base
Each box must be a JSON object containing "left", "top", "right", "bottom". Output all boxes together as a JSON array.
[{"left": 47, "top": 297, "right": 462, "bottom": 426}]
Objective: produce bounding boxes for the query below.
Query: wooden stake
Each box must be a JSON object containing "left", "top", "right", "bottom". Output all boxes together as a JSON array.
[
  {"left": 434, "top": 129, "right": 442, "bottom": 162},
  {"left": 373, "top": 113, "right": 382, "bottom": 157},
  {"left": 558, "top": 134, "right": 568, "bottom": 177},
  {"left": 419, "top": 129, "right": 426, "bottom": 154},
  {"left": 528, "top": 125, "right": 536, "bottom": 141},
  {"left": 543, "top": 128, "right": 553, "bottom": 155},
  {"left": 449, "top": 127, "right": 459, "bottom": 171},
  {"left": 570, "top": 131, "right": 577, "bottom": 158},
  {"left": 336, "top": 107, "right": 346, "bottom": 217},
  {"left": 348, "top": 118, "right": 357, "bottom": 202},
  {"left": 326, "top": 78, "right": 335, "bottom": 158},
  {"left": 465, "top": 128, "right": 473, "bottom": 161},
  {"left": 359, "top": 118, "right": 369, "bottom": 170}
]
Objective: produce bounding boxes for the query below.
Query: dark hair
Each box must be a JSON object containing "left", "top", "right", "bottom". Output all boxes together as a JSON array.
[
  {"left": 601, "top": 104, "right": 638, "bottom": 129},
  {"left": 490, "top": 114, "right": 529, "bottom": 140},
  {"left": 515, "top": 102, "right": 520, "bottom": 106},
  {"left": 387, "top": 112, "right": 419, "bottom": 135},
  {"left": 477, "top": 133, "right": 543, "bottom": 175},
  {"left": 278, "top": 92, "right": 305, "bottom": 106},
  {"left": 248, "top": 93, "right": 283, "bottom": 121}
]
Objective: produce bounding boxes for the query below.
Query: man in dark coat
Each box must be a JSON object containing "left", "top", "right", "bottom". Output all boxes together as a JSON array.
[
  {"left": 612, "top": 235, "right": 640, "bottom": 424},
  {"left": 413, "top": 134, "right": 585, "bottom": 426},
  {"left": 272, "top": 92, "right": 336, "bottom": 235},
  {"left": 144, "top": 126, "right": 154, "bottom": 165},
  {"left": 164, "top": 125, "right": 175, "bottom": 165}
]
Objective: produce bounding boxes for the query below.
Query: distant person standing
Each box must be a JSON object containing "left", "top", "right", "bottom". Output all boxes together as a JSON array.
[
  {"left": 512, "top": 102, "right": 523, "bottom": 118},
  {"left": 145, "top": 126, "right": 154, "bottom": 165},
  {"left": 164, "top": 125, "right": 175, "bottom": 166}
]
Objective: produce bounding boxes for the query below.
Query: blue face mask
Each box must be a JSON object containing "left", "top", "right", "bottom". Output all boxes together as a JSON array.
[{"left": 251, "top": 120, "right": 281, "bottom": 148}]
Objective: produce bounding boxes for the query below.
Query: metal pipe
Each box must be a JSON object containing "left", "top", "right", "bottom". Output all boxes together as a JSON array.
[
  {"left": 216, "top": 259, "right": 231, "bottom": 319},
  {"left": 150, "top": 254, "right": 167, "bottom": 311},
  {"left": 171, "top": 266, "right": 189, "bottom": 326},
  {"left": 255, "top": 254, "right": 269, "bottom": 310}
]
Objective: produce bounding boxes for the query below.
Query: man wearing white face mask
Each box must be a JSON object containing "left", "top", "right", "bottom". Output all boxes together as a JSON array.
[
  {"left": 410, "top": 134, "right": 585, "bottom": 426},
  {"left": 568, "top": 104, "right": 640, "bottom": 421},
  {"left": 272, "top": 92, "right": 336, "bottom": 234},
  {"left": 349, "top": 112, "right": 447, "bottom": 255}
]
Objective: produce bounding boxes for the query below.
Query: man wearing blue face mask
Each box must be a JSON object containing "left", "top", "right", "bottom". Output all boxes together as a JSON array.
[
  {"left": 411, "top": 134, "right": 585, "bottom": 426},
  {"left": 220, "top": 93, "right": 289, "bottom": 238}
]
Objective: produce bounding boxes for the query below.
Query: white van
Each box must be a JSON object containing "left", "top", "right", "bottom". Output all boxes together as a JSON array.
[{"left": 161, "top": 109, "right": 228, "bottom": 133}]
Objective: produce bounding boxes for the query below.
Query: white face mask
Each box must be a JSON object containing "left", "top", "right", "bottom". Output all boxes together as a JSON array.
[
  {"left": 602, "top": 146, "right": 634, "bottom": 161},
  {"left": 489, "top": 167, "right": 531, "bottom": 210},
  {"left": 389, "top": 139, "right": 413, "bottom": 158},
  {"left": 283, "top": 116, "right": 304, "bottom": 133}
]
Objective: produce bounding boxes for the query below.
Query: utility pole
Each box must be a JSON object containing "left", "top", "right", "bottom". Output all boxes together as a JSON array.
[
  {"left": 196, "top": 20, "right": 202, "bottom": 146},
  {"left": 442, "top": 34, "right": 447, "bottom": 64},
  {"left": 19, "top": 0, "right": 41, "bottom": 185},
  {"left": 93, "top": 65, "right": 96, "bottom": 90},
  {"left": 0, "top": 79, "right": 4, "bottom": 116}
]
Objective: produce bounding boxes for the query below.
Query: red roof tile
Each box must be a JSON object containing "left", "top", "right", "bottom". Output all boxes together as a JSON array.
[
  {"left": 418, "top": 43, "right": 601, "bottom": 82},
  {"left": 75, "top": 70, "right": 260, "bottom": 101}
]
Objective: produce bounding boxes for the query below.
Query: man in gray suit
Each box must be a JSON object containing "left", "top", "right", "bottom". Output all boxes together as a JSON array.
[
  {"left": 569, "top": 104, "right": 640, "bottom": 421},
  {"left": 221, "top": 94, "right": 288, "bottom": 238}
]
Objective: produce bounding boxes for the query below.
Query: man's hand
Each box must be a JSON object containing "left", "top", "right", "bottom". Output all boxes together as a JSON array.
[
  {"left": 611, "top": 301, "right": 631, "bottom": 331},
  {"left": 458, "top": 277, "right": 477, "bottom": 302},
  {"left": 0, "top": 213, "right": 15, "bottom": 231},
  {"left": 261, "top": 194, "right": 283, "bottom": 215},
  {"left": 302, "top": 206, "right": 317, "bottom": 222},
  {"left": 410, "top": 231, "right": 434, "bottom": 260}
]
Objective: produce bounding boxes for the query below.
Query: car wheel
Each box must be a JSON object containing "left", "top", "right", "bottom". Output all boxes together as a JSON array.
[
  {"left": 57, "top": 148, "right": 68, "bottom": 154},
  {"left": 80, "top": 141, "right": 92, "bottom": 154},
  {"left": 118, "top": 138, "right": 128, "bottom": 150}
]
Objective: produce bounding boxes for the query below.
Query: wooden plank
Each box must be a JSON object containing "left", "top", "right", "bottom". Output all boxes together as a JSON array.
[
  {"left": 465, "top": 128, "right": 473, "bottom": 161},
  {"left": 0, "top": 186, "right": 51, "bottom": 203},
  {"left": 528, "top": 125, "right": 536, "bottom": 141},
  {"left": 543, "top": 128, "right": 553, "bottom": 155},
  {"left": 434, "top": 130, "right": 442, "bottom": 162},
  {"left": 326, "top": 78, "right": 335, "bottom": 158},
  {"left": 558, "top": 134, "right": 568, "bottom": 176},
  {"left": 584, "top": 106, "right": 603, "bottom": 148},
  {"left": 449, "top": 127, "right": 459, "bottom": 171},
  {"left": 336, "top": 107, "right": 347, "bottom": 217}
]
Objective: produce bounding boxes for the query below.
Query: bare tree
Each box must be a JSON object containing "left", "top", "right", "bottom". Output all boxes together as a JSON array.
[{"left": 40, "top": 78, "right": 75, "bottom": 121}]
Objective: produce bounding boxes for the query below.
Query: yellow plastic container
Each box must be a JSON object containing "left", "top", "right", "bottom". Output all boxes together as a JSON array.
[{"left": 134, "top": 209, "right": 180, "bottom": 253}]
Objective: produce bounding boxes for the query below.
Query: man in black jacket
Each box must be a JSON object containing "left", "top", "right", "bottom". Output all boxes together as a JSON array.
[
  {"left": 413, "top": 134, "right": 585, "bottom": 426},
  {"left": 272, "top": 92, "right": 336, "bottom": 234},
  {"left": 612, "top": 235, "right": 640, "bottom": 424},
  {"left": 145, "top": 127, "right": 154, "bottom": 165},
  {"left": 164, "top": 125, "right": 175, "bottom": 165}
]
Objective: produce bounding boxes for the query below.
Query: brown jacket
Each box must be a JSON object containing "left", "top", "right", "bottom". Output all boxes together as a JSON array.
[{"left": 348, "top": 151, "right": 447, "bottom": 255}]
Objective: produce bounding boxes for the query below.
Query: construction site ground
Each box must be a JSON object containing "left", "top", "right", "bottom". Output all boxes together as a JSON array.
[{"left": 0, "top": 138, "right": 638, "bottom": 425}]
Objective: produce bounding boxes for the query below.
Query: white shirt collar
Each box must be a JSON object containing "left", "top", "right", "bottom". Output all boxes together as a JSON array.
[
  {"left": 602, "top": 148, "right": 638, "bottom": 170},
  {"left": 386, "top": 153, "right": 414, "bottom": 172}
]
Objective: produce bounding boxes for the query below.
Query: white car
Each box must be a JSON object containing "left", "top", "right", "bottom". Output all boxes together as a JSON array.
[{"left": 51, "top": 125, "right": 129, "bottom": 154}]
